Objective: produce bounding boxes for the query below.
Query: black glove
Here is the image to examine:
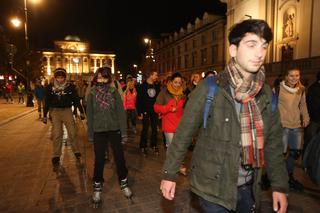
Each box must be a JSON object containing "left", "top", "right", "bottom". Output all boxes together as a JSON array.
[
  {"left": 80, "top": 113, "right": 85, "bottom": 120},
  {"left": 42, "top": 117, "right": 47, "bottom": 124}
]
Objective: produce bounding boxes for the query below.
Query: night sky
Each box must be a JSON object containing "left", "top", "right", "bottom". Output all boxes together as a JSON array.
[{"left": 0, "top": 0, "right": 226, "bottom": 73}]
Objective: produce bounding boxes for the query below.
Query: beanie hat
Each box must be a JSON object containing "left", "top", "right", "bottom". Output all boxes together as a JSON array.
[{"left": 54, "top": 68, "right": 67, "bottom": 78}]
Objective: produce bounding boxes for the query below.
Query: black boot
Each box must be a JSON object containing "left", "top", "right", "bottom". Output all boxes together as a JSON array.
[
  {"left": 289, "top": 174, "right": 304, "bottom": 192},
  {"left": 74, "top": 152, "right": 81, "bottom": 160},
  {"left": 51, "top": 157, "right": 60, "bottom": 166}
]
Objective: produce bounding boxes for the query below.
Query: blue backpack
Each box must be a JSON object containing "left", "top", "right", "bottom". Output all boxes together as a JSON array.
[
  {"left": 203, "top": 76, "right": 218, "bottom": 129},
  {"left": 203, "top": 76, "right": 278, "bottom": 129}
]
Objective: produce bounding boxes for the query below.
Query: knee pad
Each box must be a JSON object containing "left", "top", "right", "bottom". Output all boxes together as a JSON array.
[{"left": 289, "top": 149, "right": 301, "bottom": 160}]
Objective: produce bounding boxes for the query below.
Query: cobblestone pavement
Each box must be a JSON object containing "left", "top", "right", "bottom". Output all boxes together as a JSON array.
[{"left": 0, "top": 110, "right": 319, "bottom": 212}]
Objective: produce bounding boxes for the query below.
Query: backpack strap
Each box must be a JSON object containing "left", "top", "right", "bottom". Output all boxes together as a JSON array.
[
  {"left": 203, "top": 76, "right": 218, "bottom": 128},
  {"left": 271, "top": 90, "right": 278, "bottom": 113}
]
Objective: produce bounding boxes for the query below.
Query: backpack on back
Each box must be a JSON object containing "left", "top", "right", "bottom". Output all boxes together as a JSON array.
[
  {"left": 203, "top": 76, "right": 218, "bottom": 128},
  {"left": 203, "top": 76, "right": 278, "bottom": 129}
]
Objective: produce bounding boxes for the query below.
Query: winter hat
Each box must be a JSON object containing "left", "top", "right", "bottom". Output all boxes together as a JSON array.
[{"left": 54, "top": 68, "right": 67, "bottom": 78}]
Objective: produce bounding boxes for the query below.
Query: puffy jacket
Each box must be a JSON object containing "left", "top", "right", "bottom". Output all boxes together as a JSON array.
[
  {"left": 154, "top": 88, "right": 185, "bottom": 133},
  {"left": 123, "top": 90, "right": 137, "bottom": 110},
  {"left": 162, "top": 71, "right": 289, "bottom": 211}
]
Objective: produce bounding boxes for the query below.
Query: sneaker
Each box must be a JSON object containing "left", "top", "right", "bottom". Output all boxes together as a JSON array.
[
  {"left": 74, "top": 152, "right": 81, "bottom": 160},
  {"left": 141, "top": 148, "right": 148, "bottom": 156},
  {"left": 51, "top": 157, "right": 60, "bottom": 166},
  {"left": 289, "top": 176, "right": 304, "bottom": 192},
  {"left": 153, "top": 147, "right": 159, "bottom": 155}
]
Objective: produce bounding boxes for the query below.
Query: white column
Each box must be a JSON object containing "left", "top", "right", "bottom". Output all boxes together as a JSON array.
[
  {"left": 111, "top": 57, "right": 115, "bottom": 74},
  {"left": 46, "top": 56, "right": 51, "bottom": 76},
  {"left": 94, "top": 58, "right": 97, "bottom": 72}
]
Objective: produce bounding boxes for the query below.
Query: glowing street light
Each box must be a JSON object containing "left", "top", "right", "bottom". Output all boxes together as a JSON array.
[
  {"left": 10, "top": 17, "right": 22, "bottom": 28},
  {"left": 144, "top": 38, "right": 151, "bottom": 45},
  {"left": 133, "top": 64, "right": 137, "bottom": 68},
  {"left": 29, "top": 0, "right": 42, "bottom": 4},
  {"left": 9, "top": 0, "right": 43, "bottom": 107}
]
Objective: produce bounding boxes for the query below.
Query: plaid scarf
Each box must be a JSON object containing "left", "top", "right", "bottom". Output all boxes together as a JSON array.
[
  {"left": 226, "top": 58, "right": 265, "bottom": 168},
  {"left": 95, "top": 84, "right": 115, "bottom": 110}
]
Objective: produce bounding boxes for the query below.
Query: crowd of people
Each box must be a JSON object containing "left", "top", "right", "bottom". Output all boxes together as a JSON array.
[{"left": 2, "top": 19, "right": 319, "bottom": 212}]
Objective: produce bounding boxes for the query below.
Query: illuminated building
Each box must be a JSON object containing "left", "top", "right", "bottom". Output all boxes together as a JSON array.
[
  {"left": 41, "top": 35, "right": 115, "bottom": 79},
  {"left": 153, "top": 12, "right": 226, "bottom": 80}
]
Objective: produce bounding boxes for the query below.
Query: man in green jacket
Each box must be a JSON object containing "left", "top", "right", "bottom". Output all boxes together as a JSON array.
[{"left": 160, "top": 19, "right": 289, "bottom": 213}]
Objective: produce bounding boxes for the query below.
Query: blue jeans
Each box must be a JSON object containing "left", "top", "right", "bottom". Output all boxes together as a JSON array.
[
  {"left": 198, "top": 183, "right": 255, "bottom": 213},
  {"left": 282, "top": 128, "right": 303, "bottom": 174}
]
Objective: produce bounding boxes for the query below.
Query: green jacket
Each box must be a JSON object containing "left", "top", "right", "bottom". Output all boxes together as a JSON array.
[
  {"left": 163, "top": 71, "right": 288, "bottom": 211},
  {"left": 86, "top": 86, "right": 127, "bottom": 137}
]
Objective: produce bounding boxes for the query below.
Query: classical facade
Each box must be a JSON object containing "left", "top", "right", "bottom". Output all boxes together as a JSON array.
[
  {"left": 42, "top": 36, "right": 115, "bottom": 79},
  {"left": 153, "top": 12, "right": 226, "bottom": 80},
  {"left": 221, "top": 0, "right": 320, "bottom": 85}
]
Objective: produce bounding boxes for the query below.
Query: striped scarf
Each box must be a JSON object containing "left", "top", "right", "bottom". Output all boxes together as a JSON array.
[
  {"left": 227, "top": 58, "right": 265, "bottom": 168},
  {"left": 95, "top": 84, "right": 115, "bottom": 110}
]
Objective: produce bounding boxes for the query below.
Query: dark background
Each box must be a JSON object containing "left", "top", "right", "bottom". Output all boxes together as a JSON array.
[{"left": 0, "top": 0, "right": 226, "bottom": 73}]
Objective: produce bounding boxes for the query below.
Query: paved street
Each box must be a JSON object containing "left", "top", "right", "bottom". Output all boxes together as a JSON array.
[{"left": 0, "top": 108, "right": 319, "bottom": 212}]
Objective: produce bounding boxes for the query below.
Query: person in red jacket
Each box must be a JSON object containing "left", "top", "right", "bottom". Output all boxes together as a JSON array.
[
  {"left": 5, "top": 81, "right": 14, "bottom": 104},
  {"left": 123, "top": 80, "right": 137, "bottom": 134},
  {"left": 154, "top": 72, "right": 185, "bottom": 147},
  {"left": 154, "top": 72, "right": 187, "bottom": 174}
]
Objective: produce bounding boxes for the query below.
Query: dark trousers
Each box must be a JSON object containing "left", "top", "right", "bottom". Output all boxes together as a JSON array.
[
  {"left": 139, "top": 112, "right": 158, "bottom": 148},
  {"left": 126, "top": 109, "right": 137, "bottom": 128},
  {"left": 93, "top": 131, "right": 128, "bottom": 183},
  {"left": 303, "top": 121, "right": 320, "bottom": 155},
  {"left": 18, "top": 93, "right": 24, "bottom": 103},
  {"left": 199, "top": 183, "right": 255, "bottom": 213}
]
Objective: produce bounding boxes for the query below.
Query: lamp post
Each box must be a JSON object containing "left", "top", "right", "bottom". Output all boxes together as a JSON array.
[
  {"left": 142, "top": 37, "right": 154, "bottom": 74},
  {"left": 10, "top": 0, "right": 42, "bottom": 106}
]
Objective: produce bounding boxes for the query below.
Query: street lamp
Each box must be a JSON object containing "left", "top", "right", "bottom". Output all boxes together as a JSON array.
[
  {"left": 10, "top": 0, "right": 42, "bottom": 106},
  {"left": 142, "top": 37, "right": 154, "bottom": 74},
  {"left": 144, "top": 38, "right": 150, "bottom": 45},
  {"left": 10, "top": 18, "right": 22, "bottom": 28}
]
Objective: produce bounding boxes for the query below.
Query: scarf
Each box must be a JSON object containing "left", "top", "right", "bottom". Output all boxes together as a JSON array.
[
  {"left": 281, "top": 80, "right": 301, "bottom": 94},
  {"left": 95, "top": 84, "right": 115, "bottom": 109},
  {"left": 53, "top": 79, "right": 67, "bottom": 92},
  {"left": 226, "top": 58, "right": 265, "bottom": 168},
  {"left": 167, "top": 83, "right": 183, "bottom": 100}
]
